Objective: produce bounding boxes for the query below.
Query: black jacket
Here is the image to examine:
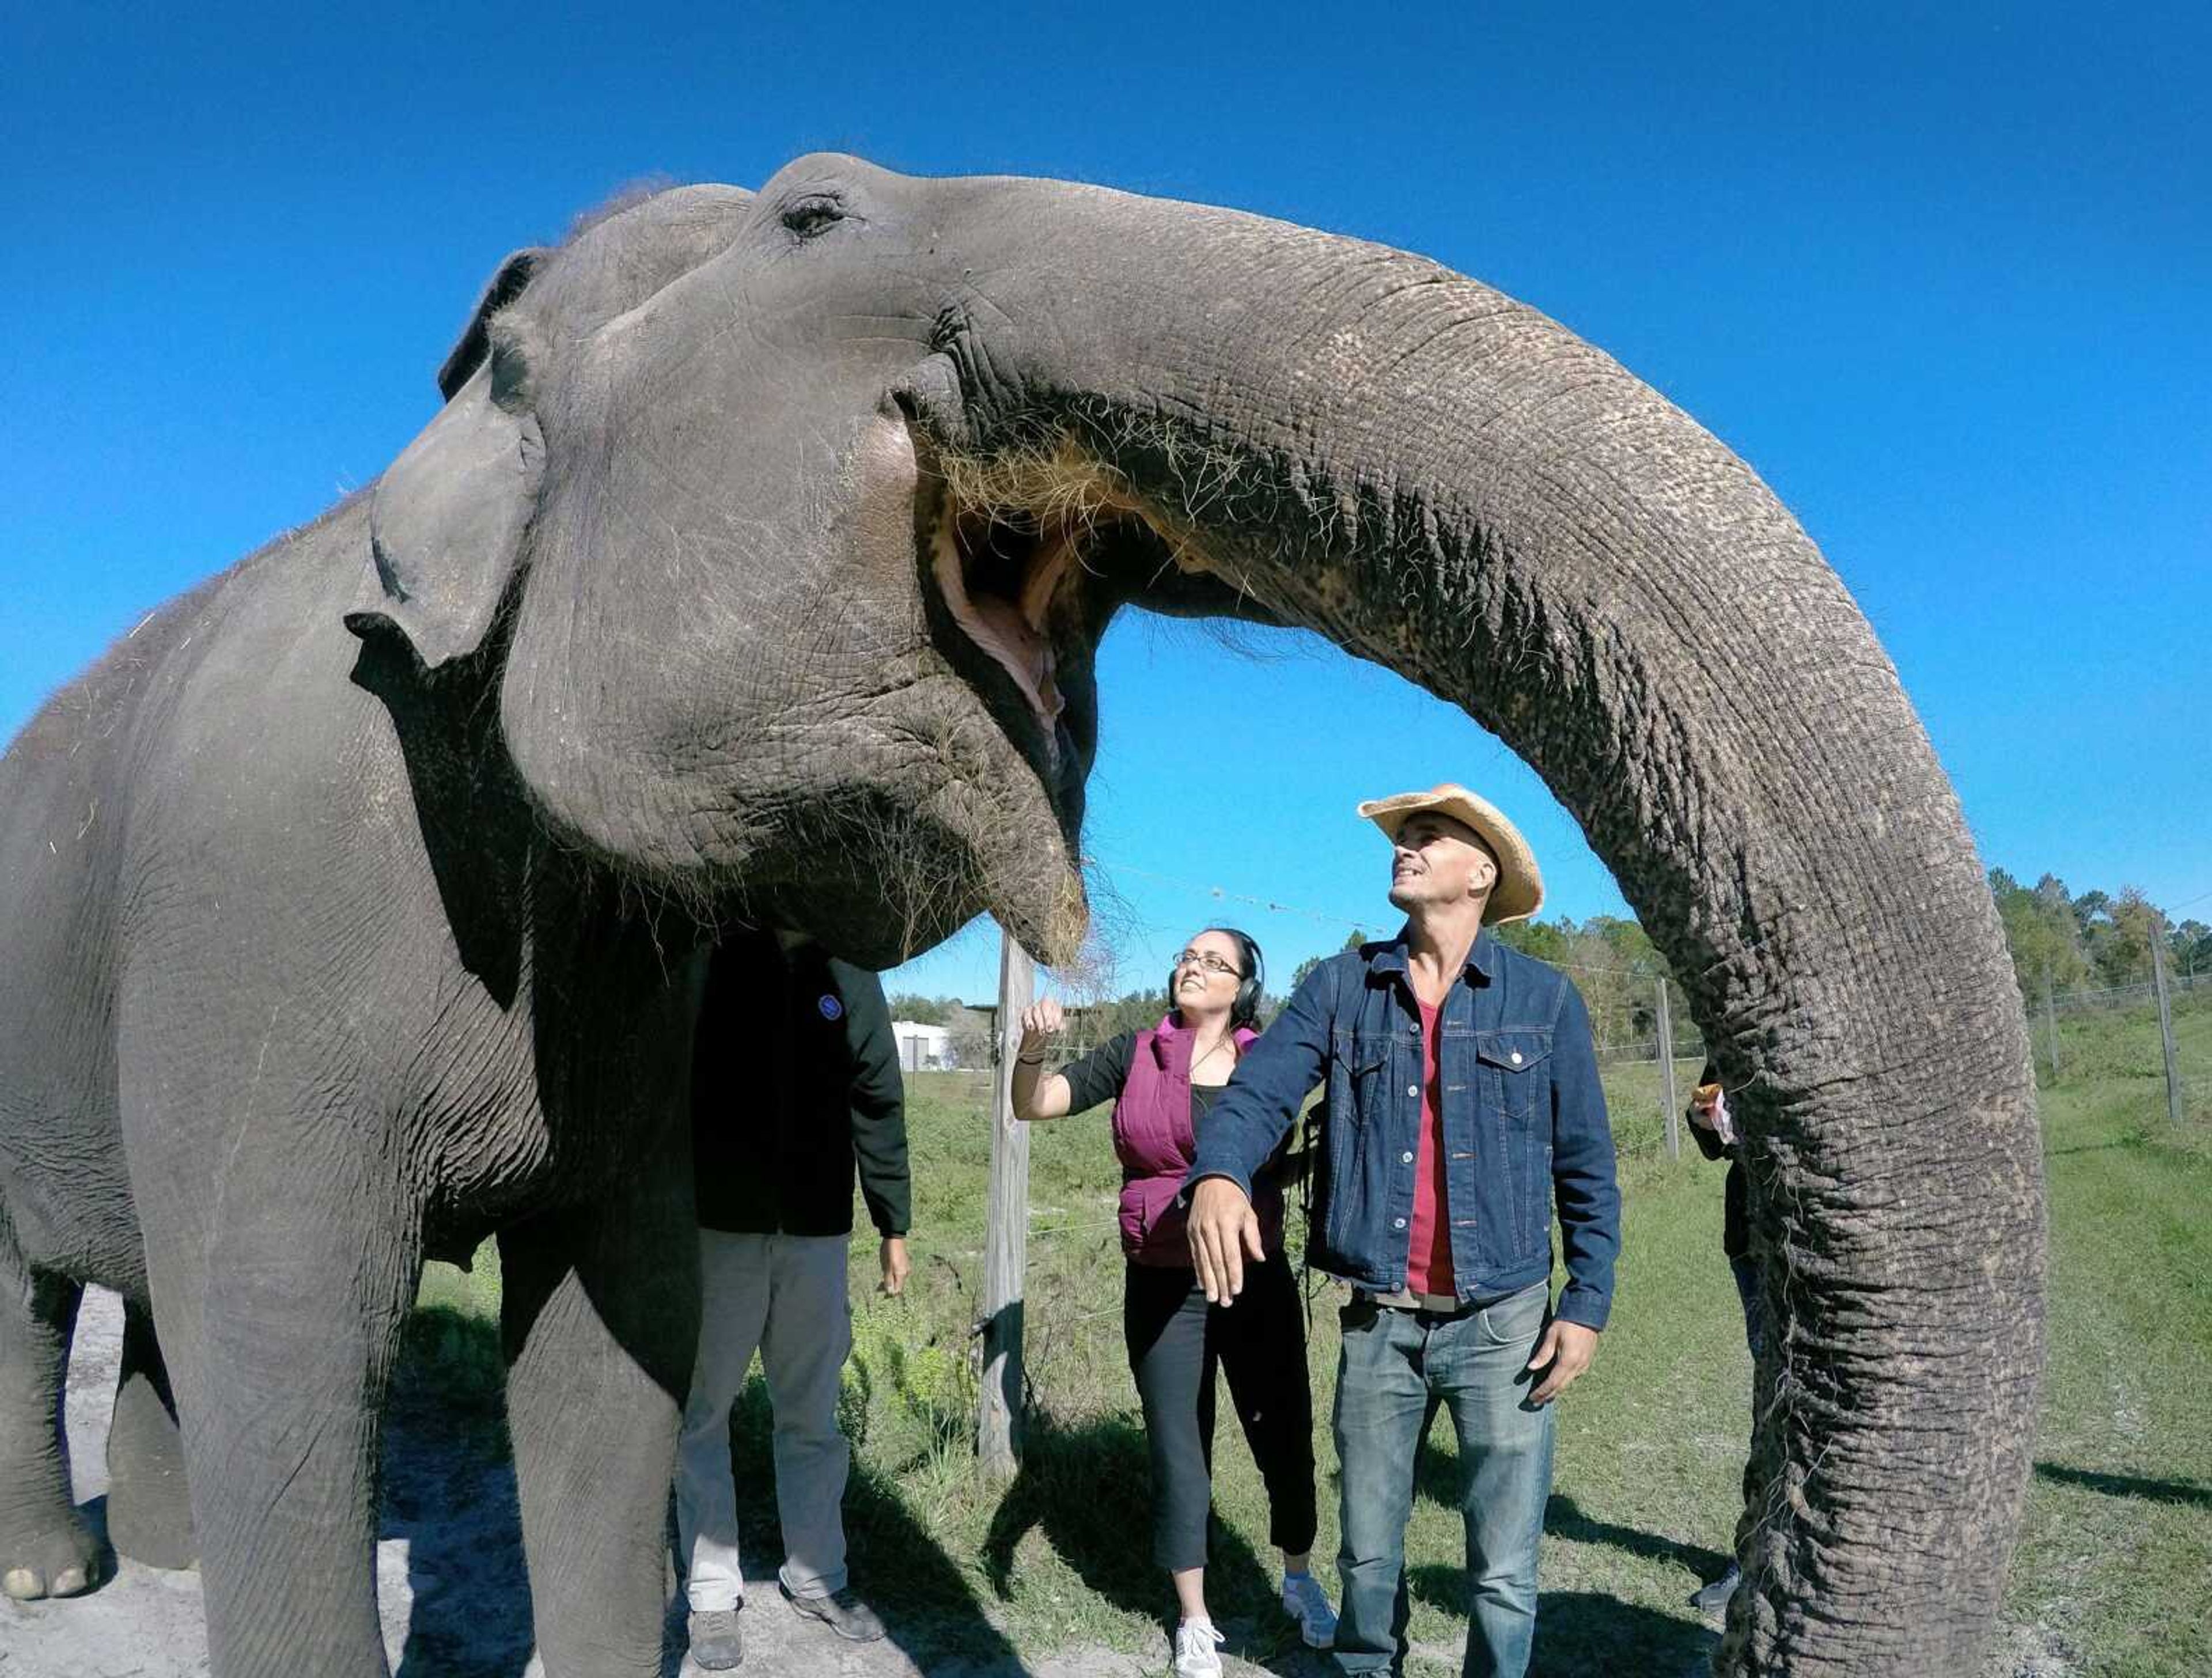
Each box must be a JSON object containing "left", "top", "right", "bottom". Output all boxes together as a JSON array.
[
  {"left": 691, "top": 932, "right": 910, "bottom": 1238},
  {"left": 1688, "top": 1059, "right": 1747, "bottom": 1260}
]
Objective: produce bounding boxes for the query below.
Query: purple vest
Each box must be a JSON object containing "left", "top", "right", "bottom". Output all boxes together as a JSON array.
[{"left": 1113, "top": 1014, "right": 1282, "bottom": 1267}]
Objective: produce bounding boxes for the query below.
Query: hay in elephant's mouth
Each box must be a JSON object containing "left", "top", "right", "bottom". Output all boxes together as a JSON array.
[{"left": 926, "top": 438, "right": 1168, "bottom": 749}]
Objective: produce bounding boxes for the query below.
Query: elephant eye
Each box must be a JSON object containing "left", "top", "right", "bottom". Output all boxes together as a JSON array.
[{"left": 781, "top": 197, "right": 846, "bottom": 240}]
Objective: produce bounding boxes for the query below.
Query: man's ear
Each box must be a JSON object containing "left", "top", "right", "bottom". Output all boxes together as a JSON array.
[
  {"left": 345, "top": 250, "right": 548, "bottom": 671},
  {"left": 1468, "top": 849, "right": 1499, "bottom": 900}
]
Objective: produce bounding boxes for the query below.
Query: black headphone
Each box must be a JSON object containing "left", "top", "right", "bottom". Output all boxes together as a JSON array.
[{"left": 1166, "top": 926, "right": 1266, "bottom": 1031}]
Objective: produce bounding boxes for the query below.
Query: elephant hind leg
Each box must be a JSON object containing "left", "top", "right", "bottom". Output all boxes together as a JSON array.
[
  {"left": 0, "top": 1257, "right": 105, "bottom": 1600},
  {"left": 105, "top": 1296, "right": 194, "bottom": 1570}
]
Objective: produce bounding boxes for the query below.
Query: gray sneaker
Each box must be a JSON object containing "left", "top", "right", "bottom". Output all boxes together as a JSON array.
[
  {"left": 783, "top": 1583, "right": 888, "bottom": 1642},
  {"left": 685, "top": 1606, "right": 744, "bottom": 1671},
  {"left": 1689, "top": 1562, "right": 1741, "bottom": 1615}
]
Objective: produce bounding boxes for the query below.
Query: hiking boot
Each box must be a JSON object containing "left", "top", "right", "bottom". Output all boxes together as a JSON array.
[
  {"left": 1173, "top": 1617, "right": 1226, "bottom": 1677},
  {"left": 685, "top": 1606, "right": 744, "bottom": 1671},
  {"left": 1689, "top": 1562, "right": 1741, "bottom": 1615},
  {"left": 1282, "top": 1571, "right": 1338, "bottom": 1648},
  {"left": 783, "top": 1583, "right": 887, "bottom": 1642}
]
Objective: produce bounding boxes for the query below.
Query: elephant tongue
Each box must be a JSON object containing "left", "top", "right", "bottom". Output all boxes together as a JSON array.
[
  {"left": 970, "top": 592, "right": 1065, "bottom": 725},
  {"left": 930, "top": 509, "right": 1073, "bottom": 736}
]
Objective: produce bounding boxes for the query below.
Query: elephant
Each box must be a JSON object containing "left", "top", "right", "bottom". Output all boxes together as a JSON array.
[{"left": 0, "top": 154, "right": 2043, "bottom": 1676}]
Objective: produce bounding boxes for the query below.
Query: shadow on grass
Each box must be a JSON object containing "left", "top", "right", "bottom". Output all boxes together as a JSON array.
[
  {"left": 2036, "top": 1461, "right": 2212, "bottom": 1507},
  {"left": 1543, "top": 1494, "right": 1728, "bottom": 1581},
  {"left": 981, "top": 1411, "right": 1327, "bottom": 1674},
  {"left": 1410, "top": 1397, "right": 1728, "bottom": 1582},
  {"left": 728, "top": 1370, "right": 1024, "bottom": 1672},
  {"left": 1403, "top": 1570, "right": 1717, "bottom": 1676},
  {"left": 2044, "top": 1140, "right": 2135, "bottom": 1157},
  {"left": 1529, "top": 1588, "right": 1717, "bottom": 1676}
]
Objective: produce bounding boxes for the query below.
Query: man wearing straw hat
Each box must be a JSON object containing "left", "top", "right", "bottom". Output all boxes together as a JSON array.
[{"left": 1187, "top": 785, "right": 1620, "bottom": 1678}]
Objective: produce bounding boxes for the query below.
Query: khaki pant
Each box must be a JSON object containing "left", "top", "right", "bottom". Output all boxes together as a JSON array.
[{"left": 675, "top": 1230, "right": 853, "bottom": 1610}]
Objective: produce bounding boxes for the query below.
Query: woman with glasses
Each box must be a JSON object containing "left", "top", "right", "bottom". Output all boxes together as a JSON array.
[{"left": 1012, "top": 928, "right": 1336, "bottom": 1678}]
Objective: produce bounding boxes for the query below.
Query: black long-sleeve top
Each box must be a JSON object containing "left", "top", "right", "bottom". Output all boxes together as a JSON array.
[
  {"left": 1688, "top": 1059, "right": 1747, "bottom": 1260},
  {"left": 690, "top": 931, "right": 910, "bottom": 1238}
]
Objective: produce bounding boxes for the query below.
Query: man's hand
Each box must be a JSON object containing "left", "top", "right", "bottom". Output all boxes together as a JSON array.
[
  {"left": 878, "top": 1236, "right": 910, "bottom": 1297},
  {"left": 1187, "top": 1177, "right": 1264, "bottom": 1304},
  {"left": 1527, "top": 1319, "right": 1599, "bottom": 1404}
]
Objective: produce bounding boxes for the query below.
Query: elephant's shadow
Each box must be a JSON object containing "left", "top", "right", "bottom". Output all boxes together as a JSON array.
[
  {"left": 378, "top": 1305, "right": 1026, "bottom": 1677},
  {"left": 377, "top": 1306, "right": 540, "bottom": 1678},
  {"left": 378, "top": 1309, "right": 689, "bottom": 1678}
]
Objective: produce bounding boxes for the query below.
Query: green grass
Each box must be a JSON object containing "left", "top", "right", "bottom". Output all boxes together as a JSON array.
[
  {"left": 404, "top": 1002, "right": 2212, "bottom": 1674},
  {"left": 2000, "top": 991, "right": 2212, "bottom": 1677}
]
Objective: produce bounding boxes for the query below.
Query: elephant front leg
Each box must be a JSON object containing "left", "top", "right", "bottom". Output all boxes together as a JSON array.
[
  {"left": 499, "top": 1135, "right": 700, "bottom": 1677},
  {"left": 0, "top": 1263, "right": 103, "bottom": 1600},
  {"left": 104, "top": 1295, "right": 195, "bottom": 1570},
  {"left": 153, "top": 1194, "right": 419, "bottom": 1678}
]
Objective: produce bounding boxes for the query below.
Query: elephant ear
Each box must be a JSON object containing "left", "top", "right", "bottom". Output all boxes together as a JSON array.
[
  {"left": 346, "top": 249, "right": 548, "bottom": 671},
  {"left": 436, "top": 247, "right": 545, "bottom": 400}
]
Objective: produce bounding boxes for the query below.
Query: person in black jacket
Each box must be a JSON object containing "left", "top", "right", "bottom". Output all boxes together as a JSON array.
[
  {"left": 676, "top": 930, "right": 910, "bottom": 1670},
  {"left": 1685, "top": 1064, "right": 1760, "bottom": 1615}
]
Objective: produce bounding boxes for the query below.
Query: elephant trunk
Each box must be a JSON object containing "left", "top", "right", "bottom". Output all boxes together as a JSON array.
[{"left": 940, "top": 183, "right": 2044, "bottom": 1674}]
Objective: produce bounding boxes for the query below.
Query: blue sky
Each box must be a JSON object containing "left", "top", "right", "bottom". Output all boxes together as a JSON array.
[{"left": 4, "top": 3, "right": 2205, "bottom": 1005}]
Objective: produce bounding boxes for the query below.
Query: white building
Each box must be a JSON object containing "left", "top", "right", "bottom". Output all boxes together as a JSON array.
[{"left": 891, "top": 1020, "right": 955, "bottom": 1072}]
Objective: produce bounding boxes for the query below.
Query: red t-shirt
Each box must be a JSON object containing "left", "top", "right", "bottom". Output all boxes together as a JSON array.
[{"left": 1404, "top": 999, "right": 1455, "bottom": 1296}]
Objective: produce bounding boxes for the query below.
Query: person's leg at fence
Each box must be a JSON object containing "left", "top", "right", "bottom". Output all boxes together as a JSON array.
[
  {"left": 1126, "top": 1261, "right": 1223, "bottom": 1637},
  {"left": 1690, "top": 1250, "right": 1770, "bottom": 1615},
  {"left": 675, "top": 1229, "right": 773, "bottom": 1672},
  {"left": 1218, "top": 1251, "right": 1335, "bottom": 1646},
  {"left": 1332, "top": 1299, "right": 1430, "bottom": 1675},
  {"left": 757, "top": 1232, "right": 858, "bottom": 1607},
  {"left": 1433, "top": 1283, "right": 1556, "bottom": 1678}
]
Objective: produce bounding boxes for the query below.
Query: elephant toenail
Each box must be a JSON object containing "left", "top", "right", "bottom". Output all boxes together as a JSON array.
[
  {"left": 53, "top": 1564, "right": 88, "bottom": 1593},
  {"left": 3, "top": 1565, "right": 43, "bottom": 1599}
]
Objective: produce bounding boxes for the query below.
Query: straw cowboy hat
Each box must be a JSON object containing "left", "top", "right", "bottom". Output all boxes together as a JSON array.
[{"left": 1356, "top": 783, "right": 1544, "bottom": 924}]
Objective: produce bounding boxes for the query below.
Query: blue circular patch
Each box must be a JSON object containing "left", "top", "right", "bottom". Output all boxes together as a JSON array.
[{"left": 817, "top": 994, "right": 844, "bottom": 1021}]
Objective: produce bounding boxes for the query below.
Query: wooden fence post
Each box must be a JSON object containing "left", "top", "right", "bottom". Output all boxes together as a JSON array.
[
  {"left": 2040, "top": 961, "right": 2063, "bottom": 1081},
  {"left": 1656, "top": 975, "right": 1680, "bottom": 1160},
  {"left": 2152, "top": 925, "right": 2185, "bottom": 1127},
  {"left": 978, "top": 929, "right": 1034, "bottom": 1477}
]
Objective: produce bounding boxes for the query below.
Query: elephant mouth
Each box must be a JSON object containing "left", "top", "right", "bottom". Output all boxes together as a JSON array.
[
  {"left": 918, "top": 433, "right": 1177, "bottom": 772},
  {"left": 927, "top": 491, "right": 1082, "bottom": 747}
]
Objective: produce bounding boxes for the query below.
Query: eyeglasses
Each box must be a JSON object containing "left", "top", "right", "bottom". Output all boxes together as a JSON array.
[{"left": 1174, "top": 950, "right": 1244, "bottom": 978}]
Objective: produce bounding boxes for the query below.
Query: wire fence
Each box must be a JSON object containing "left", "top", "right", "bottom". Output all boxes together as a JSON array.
[{"left": 885, "top": 972, "right": 2207, "bottom": 1480}]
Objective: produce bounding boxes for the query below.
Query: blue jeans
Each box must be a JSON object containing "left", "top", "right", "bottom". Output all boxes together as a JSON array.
[{"left": 1332, "top": 1281, "right": 1556, "bottom": 1677}]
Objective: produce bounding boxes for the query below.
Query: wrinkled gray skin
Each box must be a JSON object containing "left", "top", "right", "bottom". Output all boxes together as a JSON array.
[{"left": 0, "top": 156, "right": 2041, "bottom": 1675}]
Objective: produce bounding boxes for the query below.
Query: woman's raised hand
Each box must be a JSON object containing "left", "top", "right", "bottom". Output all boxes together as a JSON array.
[{"left": 1017, "top": 998, "right": 1065, "bottom": 1060}]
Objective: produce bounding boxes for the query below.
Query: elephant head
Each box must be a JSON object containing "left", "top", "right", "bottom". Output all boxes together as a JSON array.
[{"left": 351, "top": 154, "right": 2042, "bottom": 1673}]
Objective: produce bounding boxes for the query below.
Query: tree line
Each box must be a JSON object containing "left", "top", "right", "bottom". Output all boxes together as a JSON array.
[
  {"left": 1987, "top": 870, "right": 2209, "bottom": 999},
  {"left": 891, "top": 915, "right": 1697, "bottom": 1060},
  {"left": 889, "top": 869, "right": 2210, "bottom": 1060}
]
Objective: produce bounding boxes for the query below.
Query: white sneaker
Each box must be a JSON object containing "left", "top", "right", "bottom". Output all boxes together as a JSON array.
[
  {"left": 1173, "top": 1617, "right": 1226, "bottom": 1676},
  {"left": 1282, "top": 1571, "right": 1338, "bottom": 1648}
]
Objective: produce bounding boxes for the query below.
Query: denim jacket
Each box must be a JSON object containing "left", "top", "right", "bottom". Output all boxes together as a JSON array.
[{"left": 1188, "top": 930, "right": 1620, "bottom": 1329}]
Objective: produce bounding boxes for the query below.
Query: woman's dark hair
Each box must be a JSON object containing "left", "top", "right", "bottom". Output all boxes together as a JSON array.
[{"left": 1165, "top": 926, "right": 1266, "bottom": 1031}]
